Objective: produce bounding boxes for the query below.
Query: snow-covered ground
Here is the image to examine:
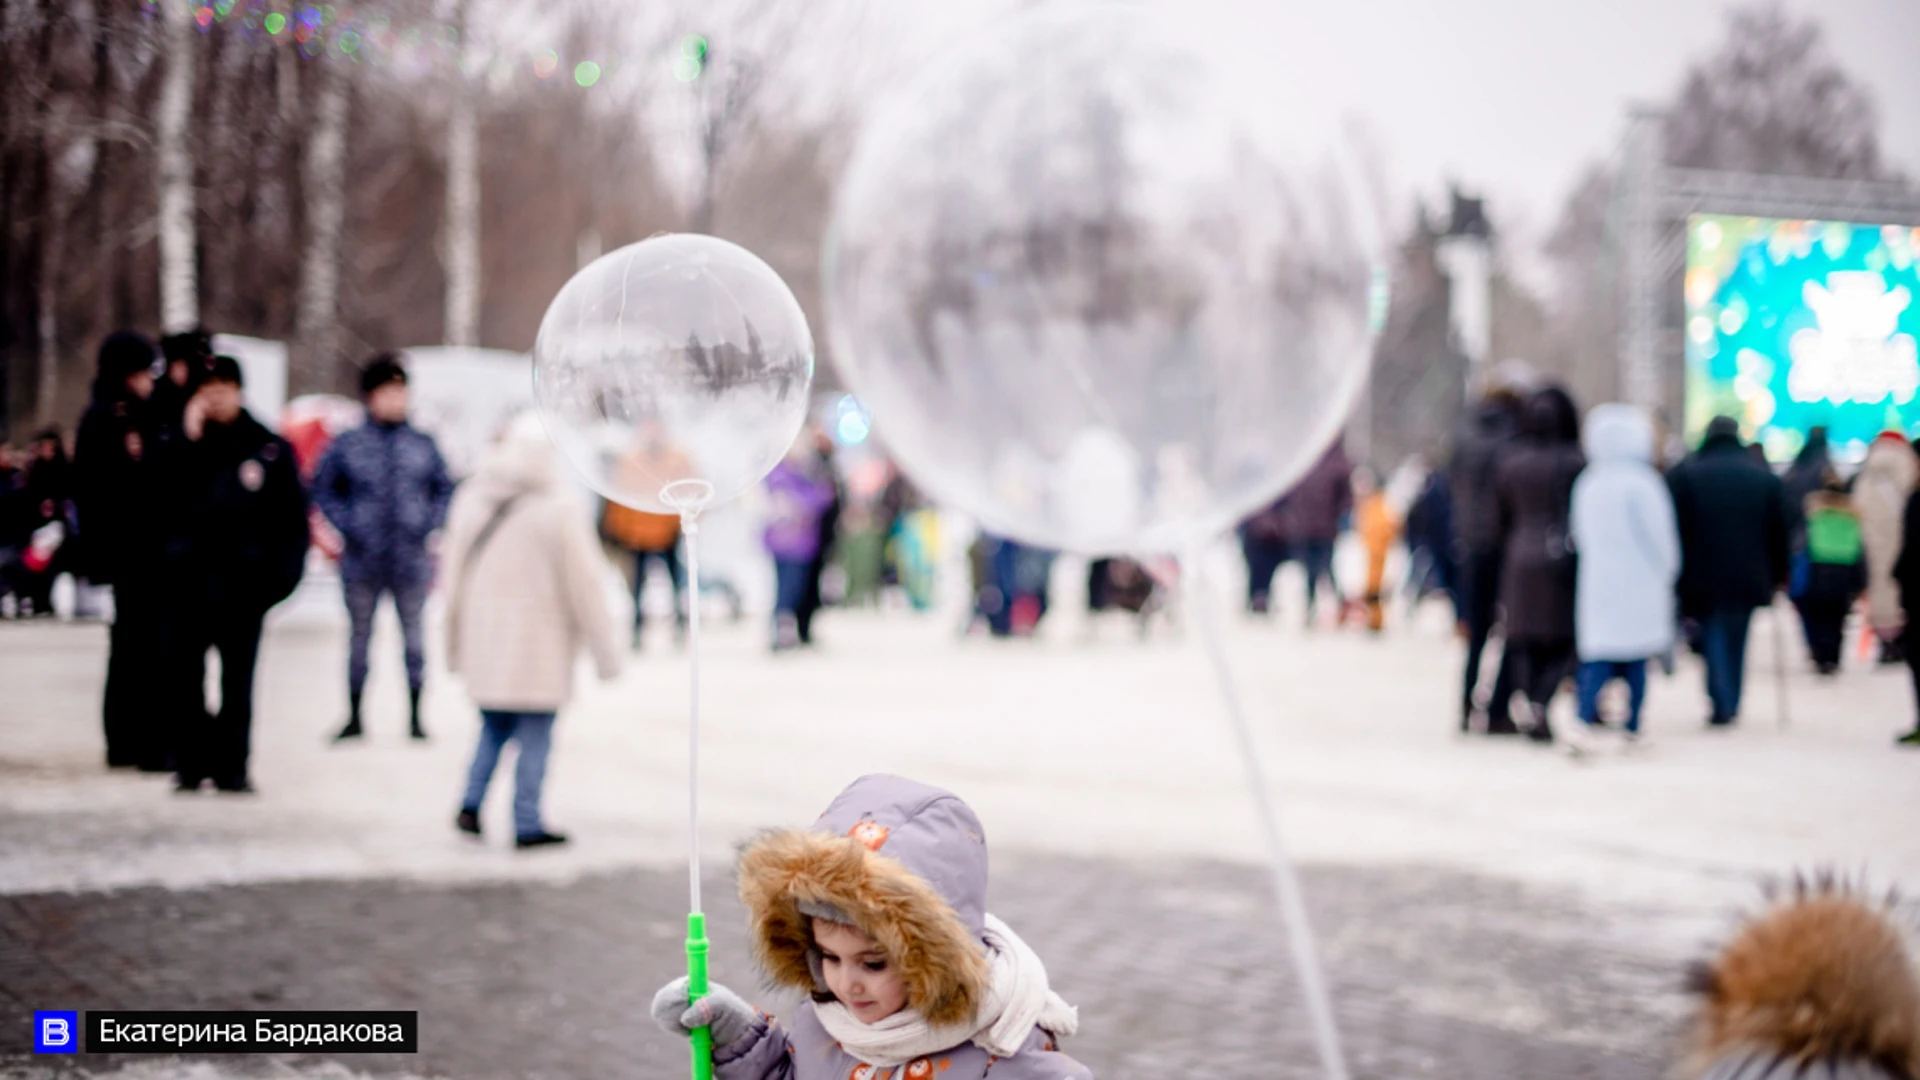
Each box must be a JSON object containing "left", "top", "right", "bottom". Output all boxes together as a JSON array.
[{"left": 5, "top": 547, "right": 1915, "bottom": 968}]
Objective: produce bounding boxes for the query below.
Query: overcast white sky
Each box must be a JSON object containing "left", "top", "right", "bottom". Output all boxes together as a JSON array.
[{"left": 871, "top": 0, "right": 1919, "bottom": 244}]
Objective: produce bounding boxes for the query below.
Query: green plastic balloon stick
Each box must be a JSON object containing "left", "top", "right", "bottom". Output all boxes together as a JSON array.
[{"left": 687, "top": 911, "right": 713, "bottom": 1080}]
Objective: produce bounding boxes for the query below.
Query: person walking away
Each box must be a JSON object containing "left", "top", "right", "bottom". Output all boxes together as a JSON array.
[
  {"left": 1283, "top": 441, "right": 1353, "bottom": 627},
  {"left": 795, "top": 427, "right": 842, "bottom": 647},
  {"left": 604, "top": 431, "right": 692, "bottom": 649},
  {"left": 446, "top": 413, "right": 620, "bottom": 848},
  {"left": 1354, "top": 468, "right": 1401, "bottom": 632},
  {"left": 1855, "top": 431, "right": 1918, "bottom": 666},
  {"left": 1666, "top": 416, "right": 1789, "bottom": 727},
  {"left": 1403, "top": 465, "right": 1456, "bottom": 615},
  {"left": 764, "top": 447, "right": 835, "bottom": 652},
  {"left": 1781, "top": 427, "right": 1831, "bottom": 542},
  {"left": 1568, "top": 404, "right": 1678, "bottom": 750},
  {"left": 1237, "top": 493, "right": 1291, "bottom": 615},
  {"left": 313, "top": 356, "right": 454, "bottom": 741},
  {"left": 1794, "top": 475, "right": 1865, "bottom": 676},
  {"left": 1493, "top": 386, "right": 1585, "bottom": 742},
  {"left": 1781, "top": 427, "right": 1831, "bottom": 659},
  {"left": 603, "top": 498, "right": 684, "bottom": 649},
  {"left": 156, "top": 356, "right": 310, "bottom": 793},
  {"left": 71, "top": 332, "right": 167, "bottom": 769},
  {"left": 1450, "top": 383, "right": 1527, "bottom": 733}
]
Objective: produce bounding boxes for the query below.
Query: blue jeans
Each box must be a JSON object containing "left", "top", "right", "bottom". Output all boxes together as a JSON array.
[
  {"left": 344, "top": 577, "right": 429, "bottom": 694},
  {"left": 1698, "top": 607, "right": 1755, "bottom": 721},
  {"left": 773, "top": 558, "right": 811, "bottom": 615},
  {"left": 461, "top": 710, "right": 556, "bottom": 839},
  {"left": 1576, "top": 660, "right": 1647, "bottom": 733}
]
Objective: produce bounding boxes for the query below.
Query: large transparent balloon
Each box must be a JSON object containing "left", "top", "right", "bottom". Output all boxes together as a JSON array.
[
  {"left": 825, "top": 4, "right": 1385, "bottom": 554},
  {"left": 534, "top": 235, "right": 814, "bottom": 514}
]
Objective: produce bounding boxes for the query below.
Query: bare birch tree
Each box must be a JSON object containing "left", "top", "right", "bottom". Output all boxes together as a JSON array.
[
  {"left": 294, "top": 57, "right": 350, "bottom": 392},
  {"left": 155, "top": 0, "right": 197, "bottom": 333},
  {"left": 443, "top": 0, "right": 481, "bottom": 348}
]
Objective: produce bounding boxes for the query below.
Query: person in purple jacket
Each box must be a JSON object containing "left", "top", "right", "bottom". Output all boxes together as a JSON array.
[
  {"left": 651, "top": 775, "right": 1091, "bottom": 1080},
  {"left": 763, "top": 447, "right": 836, "bottom": 652}
]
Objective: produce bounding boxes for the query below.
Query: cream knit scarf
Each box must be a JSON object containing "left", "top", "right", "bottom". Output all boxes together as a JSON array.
[{"left": 813, "top": 914, "right": 1078, "bottom": 1068}]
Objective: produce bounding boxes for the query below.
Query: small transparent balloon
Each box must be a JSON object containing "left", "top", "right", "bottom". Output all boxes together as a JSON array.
[
  {"left": 533, "top": 235, "right": 814, "bottom": 514},
  {"left": 825, "top": 4, "right": 1384, "bottom": 554}
]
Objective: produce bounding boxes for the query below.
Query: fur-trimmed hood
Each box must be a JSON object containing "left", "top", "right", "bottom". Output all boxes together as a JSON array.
[
  {"left": 1685, "top": 876, "right": 1920, "bottom": 1080},
  {"left": 737, "top": 775, "right": 992, "bottom": 1028}
]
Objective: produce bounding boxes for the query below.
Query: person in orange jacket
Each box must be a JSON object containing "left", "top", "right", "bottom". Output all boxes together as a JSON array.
[
  {"left": 1354, "top": 467, "right": 1401, "bottom": 633},
  {"left": 604, "top": 432, "right": 693, "bottom": 650}
]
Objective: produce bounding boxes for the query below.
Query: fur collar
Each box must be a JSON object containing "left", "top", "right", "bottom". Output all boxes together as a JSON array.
[{"left": 737, "top": 828, "right": 990, "bottom": 1028}]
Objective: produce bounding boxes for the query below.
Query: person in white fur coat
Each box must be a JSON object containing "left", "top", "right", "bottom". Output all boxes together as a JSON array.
[
  {"left": 1568, "top": 404, "right": 1679, "bottom": 748},
  {"left": 443, "top": 413, "right": 621, "bottom": 849},
  {"left": 1857, "top": 432, "right": 1919, "bottom": 666}
]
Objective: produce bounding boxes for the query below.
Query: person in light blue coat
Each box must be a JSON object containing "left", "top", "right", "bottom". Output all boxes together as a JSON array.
[{"left": 1569, "top": 404, "right": 1680, "bottom": 741}]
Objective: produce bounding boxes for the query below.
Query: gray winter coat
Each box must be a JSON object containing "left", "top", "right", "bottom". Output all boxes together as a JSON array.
[{"left": 719, "top": 775, "right": 1092, "bottom": 1080}]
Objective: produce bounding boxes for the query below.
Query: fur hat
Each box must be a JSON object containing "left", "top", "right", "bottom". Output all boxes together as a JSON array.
[
  {"left": 737, "top": 775, "right": 992, "bottom": 1028},
  {"left": 1684, "top": 874, "right": 1920, "bottom": 1080}
]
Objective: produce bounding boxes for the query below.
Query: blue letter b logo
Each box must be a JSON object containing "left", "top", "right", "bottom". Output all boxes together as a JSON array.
[{"left": 35, "top": 1011, "right": 78, "bottom": 1053}]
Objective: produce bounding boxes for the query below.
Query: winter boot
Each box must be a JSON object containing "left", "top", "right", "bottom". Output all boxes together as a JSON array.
[
  {"left": 333, "top": 692, "right": 365, "bottom": 742},
  {"left": 408, "top": 687, "right": 427, "bottom": 740}
]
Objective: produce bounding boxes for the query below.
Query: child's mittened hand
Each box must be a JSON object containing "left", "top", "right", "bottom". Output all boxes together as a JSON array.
[{"left": 650, "top": 977, "right": 757, "bottom": 1049}]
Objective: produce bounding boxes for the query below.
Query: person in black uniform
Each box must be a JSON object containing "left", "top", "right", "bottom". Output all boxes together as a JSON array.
[
  {"left": 157, "top": 356, "right": 310, "bottom": 793},
  {"left": 154, "top": 327, "right": 213, "bottom": 435},
  {"left": 71, "top": 332, "right": 167, "bottom": 769}
]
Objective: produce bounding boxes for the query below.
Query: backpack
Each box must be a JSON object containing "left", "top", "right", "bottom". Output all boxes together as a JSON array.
[{"left": 1805, "top": 504, "right": 1863, "bottom": 566}]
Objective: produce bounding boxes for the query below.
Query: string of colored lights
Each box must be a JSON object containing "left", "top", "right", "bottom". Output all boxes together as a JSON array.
[{"left": 140, "top": 0, "right": 709, "bottom": 90}]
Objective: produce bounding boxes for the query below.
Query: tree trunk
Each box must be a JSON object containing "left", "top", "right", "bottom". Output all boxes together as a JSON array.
[
  {"left": 294, "top": 59, "right": 349, "bottom": 394},
  {"left": 156, "top": 0, "right": 198, "bottom": 333},
  {"left": 85, "top": 3, "right": 119, "bottom": 344},
  {"left": 35, "top": 177, "right": 62, "bottom": 427},
  {"left": 443, "top": 0, "right": 480, "bottom": 349},
  {"left": 20, "top": 0, "right": 56, "bottom": 431}
]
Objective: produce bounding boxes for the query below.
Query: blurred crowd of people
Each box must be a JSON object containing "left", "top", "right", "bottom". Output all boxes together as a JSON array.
[
  {"left": 18, "top": 326, "right": 952, "bottom": 843},
  {"left": 1233, "top": 363, "right": 1920, "bottom": 750},
  {"left": 20, "top": 322, "right": 1920, "bottom": 837}
]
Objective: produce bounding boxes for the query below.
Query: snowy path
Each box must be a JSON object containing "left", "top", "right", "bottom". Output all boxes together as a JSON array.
[{"left": 5, "top": 566, "right": 1914, "bottom": 949}]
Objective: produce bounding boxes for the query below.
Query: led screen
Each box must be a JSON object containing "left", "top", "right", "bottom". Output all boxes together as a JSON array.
[{"left": 1685, "top": 213, "right": 1920, "bottom": 461}]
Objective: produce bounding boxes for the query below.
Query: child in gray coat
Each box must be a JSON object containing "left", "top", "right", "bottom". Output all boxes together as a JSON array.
[{"left": 651, "top": 775, "right": 1091, "bottom": 1079}]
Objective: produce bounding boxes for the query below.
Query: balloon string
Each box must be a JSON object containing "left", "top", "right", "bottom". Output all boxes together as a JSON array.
[
  {"left": 683, "top": 512, "right": 703, "bottom": 916},
  {"left": 1185, "top": 542, "right": 1350, "bottom": 1080}
]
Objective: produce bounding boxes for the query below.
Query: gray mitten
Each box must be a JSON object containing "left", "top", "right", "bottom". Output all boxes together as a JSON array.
[{"left": 650, "top": 977, "right": 757, "bottom": 1049}]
